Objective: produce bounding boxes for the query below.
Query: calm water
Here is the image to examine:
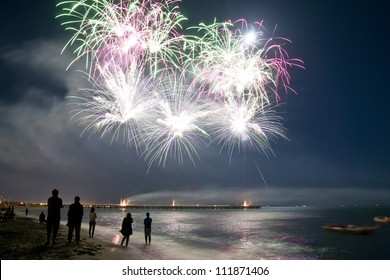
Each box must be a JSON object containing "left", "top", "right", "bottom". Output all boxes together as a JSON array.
[{"left": 23, "top": 206, "right": 390, "bottom": 259}]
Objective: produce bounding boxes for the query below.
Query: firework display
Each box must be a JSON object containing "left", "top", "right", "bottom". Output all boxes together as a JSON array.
[{"left": 57, "top": 0, "right": 302, "bottom": 167}]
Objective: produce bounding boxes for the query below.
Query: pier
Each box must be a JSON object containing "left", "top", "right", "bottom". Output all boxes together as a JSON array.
[{"left": 88, "top": 204, "right": 261, "bottom": 210}]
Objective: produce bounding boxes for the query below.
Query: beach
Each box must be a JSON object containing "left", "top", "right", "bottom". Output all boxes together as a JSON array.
[{"left": 0, "top": 215, "right": 147, "bottom": 260}]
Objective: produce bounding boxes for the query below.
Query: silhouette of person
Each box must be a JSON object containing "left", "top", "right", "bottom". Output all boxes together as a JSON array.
[
  {"left": 144, "top": 212, "right": 152, "bottom": 244},
  {"left": 120, "top": 213, "right": 133, "bottom": 246},
  {"left": 89, "top": 207, "right": 97, "bottom": 238},
  {"left": 67, "top": 196, "right": 83, "bottom": 244},
  {"left": 25, "top": 207, "right": 28, "bottom": 216},
  {"left": 39, "top": 211, "right": 46, "bottom": 224},
  {"left": 46, "top": 189, "right": 63, "bottom": 246}
]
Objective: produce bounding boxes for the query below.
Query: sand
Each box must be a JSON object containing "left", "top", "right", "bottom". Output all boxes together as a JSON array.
[{"left": 0, "top": 215, "right": 147, "bottom": 260}]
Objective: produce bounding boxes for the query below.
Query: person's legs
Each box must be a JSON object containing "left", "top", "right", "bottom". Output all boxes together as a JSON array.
[
  {"left": 125, "top": 236, "right": 129, "bottom": 246},
  {"left": 89, "top": 223, "right": 92, "bottom": 237},
  {"left": 75, "top": 224, "right": 81, "bottom": 243},
  {"left": 46, "top": 220, "right": 53, "bottom": 245},
  {"left": 145, "top": 228, "right": 151, "bottom": 243},
  {"left": 52, "top": 220, "right": 60, "bottom": 245},
  {"left": 91, "top": 223, "right": 95, "bottom": 237},
  {"left": 67, "top": 224, "right": 75, "bottom": 243}
]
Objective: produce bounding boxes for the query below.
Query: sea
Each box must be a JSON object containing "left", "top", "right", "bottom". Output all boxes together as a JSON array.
[{"left": 21, "top": 206, "right": 390, "bottom": 260}]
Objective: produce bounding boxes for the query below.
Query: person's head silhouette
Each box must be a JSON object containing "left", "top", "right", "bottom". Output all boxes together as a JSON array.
[{"left": 52, "top": 189, "right": 59, "bottom": 197}]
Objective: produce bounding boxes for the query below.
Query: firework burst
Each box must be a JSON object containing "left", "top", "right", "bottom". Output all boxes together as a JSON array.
[
  {"left": 189, "top": 20, "right": 302, "bottom": 108},
  {"left": 68, "top": 60, "right": 157, "bottom": 151},
  {"left": 142, "top": 74, "right": 212, "bottom": 168},
  {"left": 208, "top": 95, "right": 287, "bottom": 161},
  {"left": 57, "top": 0, "right": 187, "bottom": 74}
]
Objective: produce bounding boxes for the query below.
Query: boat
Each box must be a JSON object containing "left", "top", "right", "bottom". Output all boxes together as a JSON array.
[
  {"left": 374, "top": 216, "right": 390, "bottom": 223},
  {"left": 322, "top": 224, "right": 379, "bottom": 234}
]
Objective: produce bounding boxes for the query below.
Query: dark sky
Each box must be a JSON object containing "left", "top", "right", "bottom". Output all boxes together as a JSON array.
[{"left": 0, "top": 0, "right": 389, "bottom": 206}]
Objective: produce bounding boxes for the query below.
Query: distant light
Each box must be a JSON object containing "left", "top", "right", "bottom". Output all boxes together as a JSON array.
[{"left": 120, "top": 198, "right": 129, "bottom": 206}]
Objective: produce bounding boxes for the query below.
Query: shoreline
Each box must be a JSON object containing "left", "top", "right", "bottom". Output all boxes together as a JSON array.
[{"left": 0, "top": 215, "right": 150, "bottom": 260}]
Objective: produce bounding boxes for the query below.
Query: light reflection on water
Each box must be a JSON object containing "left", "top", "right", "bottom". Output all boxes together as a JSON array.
[{"left": 23, "top": 206, "right": 390, "bottom": 259}]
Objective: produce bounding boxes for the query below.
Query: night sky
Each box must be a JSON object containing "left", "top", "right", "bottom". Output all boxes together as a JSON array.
[{"left": 0, "top": 0, "right": 389, "bottom": 206}]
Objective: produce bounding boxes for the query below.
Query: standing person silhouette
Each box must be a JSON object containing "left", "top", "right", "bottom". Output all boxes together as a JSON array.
[
  {"left": 67, "top": 196, "right": 83, "bottom": 244},
  {"left": 89, "top": 207, "right": 97, "bottom": 238},
  {"left": 46, "top": 189, "right": 63, "bottom": 246},
  {"left": 120, "top": 213, "right": 133, "bottom": 246},
  {"left": 144, "top": 212, "right": 152, "bottom": 244}
]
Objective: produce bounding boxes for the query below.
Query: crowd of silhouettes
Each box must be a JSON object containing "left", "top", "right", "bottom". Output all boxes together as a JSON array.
[{"left": 4, "top": 188, "right": 155, "bottom": 248}]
